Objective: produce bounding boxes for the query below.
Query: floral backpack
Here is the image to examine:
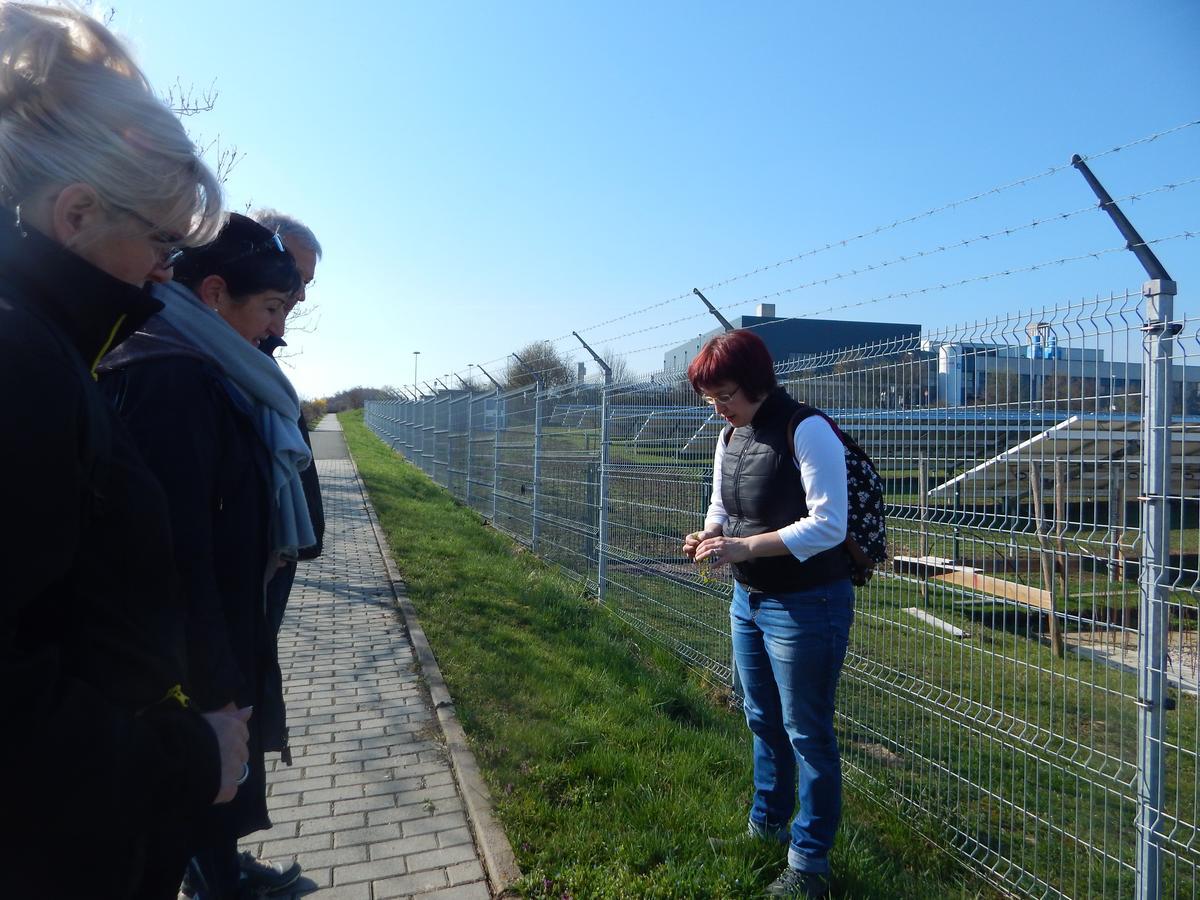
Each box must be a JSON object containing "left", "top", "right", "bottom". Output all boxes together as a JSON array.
[{"left": 788, "top": 405, "right": 888, "bottom": 586}]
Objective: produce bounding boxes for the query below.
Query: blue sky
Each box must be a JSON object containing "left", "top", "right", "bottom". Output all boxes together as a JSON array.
[{"left": 108, "top": 1, "right": 1198, "bottom": 398}]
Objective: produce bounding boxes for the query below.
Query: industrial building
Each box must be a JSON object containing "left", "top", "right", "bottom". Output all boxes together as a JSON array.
[{"left": 662, "top": 303, "right": 921, "bottom": 374}]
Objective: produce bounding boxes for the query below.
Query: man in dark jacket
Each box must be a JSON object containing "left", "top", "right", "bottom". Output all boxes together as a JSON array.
[{"left": 0, "top": 213, "right": 250, "bottom": 899}]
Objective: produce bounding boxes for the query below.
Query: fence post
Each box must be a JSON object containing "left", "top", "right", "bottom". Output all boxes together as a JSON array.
[
  {"left": 441, "top": 396, "right": 451, "bottom": 494},
  {"left": 598, "top": 371, "right": 611, "bottom": 600},
  {"left": 531, "top": 384, "right": 543, "bottom": 550},
  {"left": 570, "top": 331, "right": 614, "bottom": 601},
  {"left": 918, "top": 456, "right": 929, "bottom": 603},
  {"left": 464, "top": 392, "right": 474, "bottom": 505},
  {"left": 492, "top": 390, "right": 501, "bottom": 524},
  {"left": 1135, "top": 276, "right": 1178, "bottom": 900}
]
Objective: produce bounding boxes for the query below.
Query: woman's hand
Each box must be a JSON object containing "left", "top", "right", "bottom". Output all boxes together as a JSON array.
[
  {"left": 202, "top": 705, "right": 252, "bottom": 804},
  {"left": 695, "top": 535, "right": 753, "bottom": 566},
  {"left": 683, "top": 527, "right": 722, "bottom": 560}
]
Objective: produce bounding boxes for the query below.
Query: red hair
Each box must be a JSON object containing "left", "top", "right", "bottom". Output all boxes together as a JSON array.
[{"left": 687, "top": 329, "right": 777, "bottom": 400}]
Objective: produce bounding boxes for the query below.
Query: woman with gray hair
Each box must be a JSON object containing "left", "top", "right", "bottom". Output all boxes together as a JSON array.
[{"left": 0, "top": 4, "right": 250, "bottom": 898}]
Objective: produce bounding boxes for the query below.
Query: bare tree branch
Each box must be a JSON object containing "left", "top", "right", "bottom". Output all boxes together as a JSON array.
[{"left": 162, "top": 77, "right": 221, "bottom": 117}]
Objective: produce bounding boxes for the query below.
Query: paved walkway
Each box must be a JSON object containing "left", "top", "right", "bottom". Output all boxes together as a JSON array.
[{"left": 240, "top": 416, "right": 492, "bottom": 899}]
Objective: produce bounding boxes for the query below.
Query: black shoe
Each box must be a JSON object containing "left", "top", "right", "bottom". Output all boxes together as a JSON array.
[
  {"left": 765, "top": 866, "right": 829, "bottom": 898},
  {"left": 179, "top": 859, "right": 204, "bottom": 898},
  {"left": 237, "top": 852, "right": 302, "bottom": 895}
]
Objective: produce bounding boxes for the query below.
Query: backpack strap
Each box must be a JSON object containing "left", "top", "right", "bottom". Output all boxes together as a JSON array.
[
  {"left": 788, "top": 403, "right": 876, "bottom": 465},
  {"left": 788, "top": 403, "right": 878, "bottom": 583},
  {"left": 785, "top": 404, "right": 834, "bottom": 466}
]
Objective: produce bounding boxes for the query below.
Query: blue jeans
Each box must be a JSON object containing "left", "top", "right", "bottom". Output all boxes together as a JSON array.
[{"left": 731, "top": 578, "right": 854, "bottom": 874}]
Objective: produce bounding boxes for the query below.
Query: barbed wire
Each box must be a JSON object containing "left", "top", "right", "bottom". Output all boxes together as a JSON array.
[
  {"left": 542, "top": 119, "right": 1200, "bottom": 348},
  {"left": 404, "top": 123, "right": 1199, "bottom": 392},
  {"left": 574, "top": 175, "right": 1200, "bottom": 349},
  {"left": 418, "top": 219, "right": 1194, "bottom": 390},
  {"left": 610, "top": 230, "right": 1196, "bottom": 357},
  {"left": 403, "top": 350, "right": 590, "bottom": 395}
]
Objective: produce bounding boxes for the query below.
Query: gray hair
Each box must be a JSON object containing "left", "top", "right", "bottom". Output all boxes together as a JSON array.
[
  {"left": 252, "top": 208, "right": 322, "bottom": 258},
  {"left": 0, "top": 4, "right": 222, "bottom": 244}
]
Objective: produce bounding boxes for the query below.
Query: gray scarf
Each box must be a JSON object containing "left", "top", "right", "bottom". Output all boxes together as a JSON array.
[{"left": 151, "top": 282, "right": 316, "bottom": 560}]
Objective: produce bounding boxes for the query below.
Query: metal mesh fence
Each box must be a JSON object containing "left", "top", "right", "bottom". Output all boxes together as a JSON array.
[{"left": 365, "top": 288, "right": 1198, "bottom": 898}]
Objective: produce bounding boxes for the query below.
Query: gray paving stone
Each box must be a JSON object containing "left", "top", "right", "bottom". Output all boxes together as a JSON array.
[
  {"left": 335, "top": 769, "right": 395, "bottom": 787},
  {"left": 267, "top": 764, "right": 307, "bottom": 782},
  {"left": 437, "top": 827, "right": 474, "bottom": 849},
  {"left": 413, "top": 882, "right": 492, "bottom": 900},
  {"left": 333, "top": 853, "right": 409, "bottom": 885},
  {"left": 288, "top": 844, "right": 369, "bottom": 869},
  {"left": 267, "top": 801, "right": 331, "bottom": 824},
  {"left": 333, "top": 823, "right": 404, "bottom": 848},
  {"left": 334, "top": 793, "right": 397, "bottom": 815},
  {"left": 235, "top": 455, "right": 487, "bottom": 899},
  {"left": 402, "top": 812, "right": 469, "bottom": 838},
  {"left": 338, "top": 747, "right": 394, "bottom": 764},
  {"left": 405, "top": 843, "right": 480, "bottom": 874},
  {"left": 446, "top": 859, "right": 486, "bottom": 886},
  {"left": 372, "top": 869, "right": 448, "bottom": 898},
  {"left": 270, "top": 775, "right": 334, "bottom": 797},
  {"left": 259, "top": 831, "right": 334, "bottom": 858},
  {"left": 368, "top": 832, "right": 440, "bottom": 861},
  {"left": 304, "top": 761, "right": 366, "bottom": 779},
  {"left": 254, "top": 819, "right": 299, "bottom": 843},
  {"left": 304, "top": 883, "right": 369, "bottom": 900},
  {"left": 299, "top": 812, "right": 366, "bottom": 836},
  {"left": 303, "top": 785, "right": 364, "bottom": 805}
]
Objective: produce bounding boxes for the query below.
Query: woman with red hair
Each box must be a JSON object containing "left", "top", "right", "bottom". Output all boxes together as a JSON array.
[{"left": 682, "top": 329, "right": 852, "bottom": 899}]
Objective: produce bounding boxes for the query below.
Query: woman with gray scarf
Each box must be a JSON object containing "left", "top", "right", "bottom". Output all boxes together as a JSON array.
[{"left": 99, "top": 213, "right": 314, "bottom": 899}]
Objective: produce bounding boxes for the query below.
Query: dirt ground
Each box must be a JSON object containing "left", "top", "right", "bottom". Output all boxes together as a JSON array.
[{"left": 1069, "top": 629, "right": 1199, "bottom": 697}]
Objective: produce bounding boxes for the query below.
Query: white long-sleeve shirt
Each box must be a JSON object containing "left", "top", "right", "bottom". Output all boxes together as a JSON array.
[{"left": 703, "top": 415, "right": 848, "bottom": 562}]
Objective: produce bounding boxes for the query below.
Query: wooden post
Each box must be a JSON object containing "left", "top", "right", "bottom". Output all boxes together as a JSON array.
[
  {"left": 1029, "top": 461, "right": 1065, "bottom": 658},
  {"left": 1054, "top": 460, "right": 1070, "bottom": 628},
  {"left": 1109, "top": 473, "right": 1128, "bottom": 586}
]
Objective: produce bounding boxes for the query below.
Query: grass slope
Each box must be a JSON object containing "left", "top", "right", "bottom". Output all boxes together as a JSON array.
[{"left": 341, "top": 410, "right": 994, "bottom": 899}]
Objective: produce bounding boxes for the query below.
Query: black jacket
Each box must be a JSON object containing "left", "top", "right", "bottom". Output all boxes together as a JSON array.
[
  {"left": 0, "top": 216, "right": 221, "bottom": 897},
  {"left": 99, "top": 317, "right": 276, "bottom": 839},
  {"left": 721, "top": 388, "right": 851, "bottom": 592}
]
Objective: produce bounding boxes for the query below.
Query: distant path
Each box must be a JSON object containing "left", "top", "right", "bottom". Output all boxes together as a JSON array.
[
  {"left": 310, "top": 414, "right": 349, "bottom": 460},
  {"left": 241, "top": 414, "right": 493, "bottom": 898}
]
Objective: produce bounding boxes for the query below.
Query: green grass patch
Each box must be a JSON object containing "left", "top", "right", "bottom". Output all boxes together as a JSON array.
[{"left": 341, "top": 410, "right": 996, "bottom": 899}]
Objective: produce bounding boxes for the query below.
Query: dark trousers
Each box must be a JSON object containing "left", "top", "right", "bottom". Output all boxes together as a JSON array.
[
  {"left": 192, "top": 833, "right": 241, "bottom": 898},
  {"left": 129, "top": 819, "right": 193, "bottom": 900}
]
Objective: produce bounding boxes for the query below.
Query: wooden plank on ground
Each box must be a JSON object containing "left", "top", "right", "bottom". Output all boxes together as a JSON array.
[{"left": 932, "top": 570, "right": 1053, "bottom": 611}]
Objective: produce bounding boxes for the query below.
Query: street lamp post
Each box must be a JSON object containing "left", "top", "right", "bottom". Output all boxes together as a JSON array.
[{"left": 413, "top": 350, "right": 420, "bottom": 389}]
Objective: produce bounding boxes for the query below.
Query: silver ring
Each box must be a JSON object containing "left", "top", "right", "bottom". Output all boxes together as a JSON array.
[{"left": 237, "top": 762, "right": 250, "bottom": 785}]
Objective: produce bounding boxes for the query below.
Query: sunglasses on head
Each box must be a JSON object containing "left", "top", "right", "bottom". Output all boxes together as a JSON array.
[{"left": 223, "top": 233, "right": 287, "bottom": 264}]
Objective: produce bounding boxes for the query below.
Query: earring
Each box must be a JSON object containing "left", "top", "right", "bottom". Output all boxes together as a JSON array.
[{"left": 13, "top": 203, "right": 27, "bottom": 238}]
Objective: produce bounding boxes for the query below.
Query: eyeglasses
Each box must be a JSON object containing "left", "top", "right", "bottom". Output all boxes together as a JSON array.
[
  {"left": 114, "top": 205, "right": 185, "bottom": 268},
  {"left": 700, "top": 386, "right": 741, "bottom": 406}
]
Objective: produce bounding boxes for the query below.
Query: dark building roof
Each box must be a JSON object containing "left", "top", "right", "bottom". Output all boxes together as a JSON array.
[{"left": 664, "top": 316, "right": 921, "bottom": 374}]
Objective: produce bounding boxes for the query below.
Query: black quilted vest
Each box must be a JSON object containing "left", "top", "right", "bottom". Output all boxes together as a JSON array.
[{"left": 721, "top": 388, "right": 850, "bottom": 592}]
